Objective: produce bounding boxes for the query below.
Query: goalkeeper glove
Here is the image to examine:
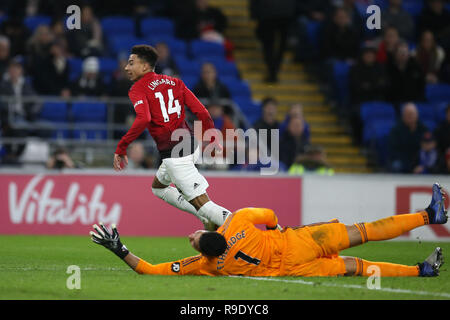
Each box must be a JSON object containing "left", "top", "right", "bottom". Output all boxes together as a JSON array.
[{"left": 90, "top": 223, "right": 129, "bottom": 259}]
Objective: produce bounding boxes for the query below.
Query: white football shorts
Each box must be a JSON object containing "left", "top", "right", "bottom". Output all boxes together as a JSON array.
[{"left": 155, "top": 146, "right": 209, "bottom": 201}]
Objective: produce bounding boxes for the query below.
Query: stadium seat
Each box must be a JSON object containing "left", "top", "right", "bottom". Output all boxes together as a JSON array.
[
  {"left": 108, "top": 36, "right": 146, "bottom": 55},
  {"left": 234, "top": 97, "right": 261, "bottom": 125},
  {"left": 99, "top": 57, "right": 118, "bottom": 74},
  {"left": 426, "top": 83, "right": 450, "bottom": 102},
  {"left": 141, "top": 18, "right": 175, "bottom": 38},
  {"left": 199, "top": 57, "right": 239, "bottom": 78},
  {"left": 24, "top": 15, "right": 52, "bottom": 32},
  {"left": 149, "top": 37, "right": 188, "bottom": 56},
  {"left": 174, "top": 56, "right": 201, "bottom": 78},
  {"left": 363, "top": 119, "right": 395, "bottom": 168},
  {"left": 423, "top": 119, "right": 437, "bottom": 132},
  {"left": 332, "top": 60, "right": 351, "bottom": 107},
  {"left": 101, "top": 16, "right": 135, "bottom": 37},
  {"left": 305, "top": 20, "right": 322, "bottom": 50},
  {"left": 72, "top": 102, "right": 107, "bottom": 140},
  {"left": 360, "top": 101, "right": 396, "bottom": 124},
  {"left": 67, "top": 57, "right": 83, "bottom": 81},
  {"left": 221, "top": 79, "right": 251, "bottom": 99},
  {"left": 402, "top": 0, "right": 423, "bottom": 18},
  {"left": 181, "top": 75, "right": 198, "bottom": 90},
  {"left": 38, "top": 102, "right": 70, "bottom": 139},
  {"left": 415, "top": 103, "right": 438, "bottom": 123},
  {"left": 190, "top": 40, "right": 225, "bottom": 59}
]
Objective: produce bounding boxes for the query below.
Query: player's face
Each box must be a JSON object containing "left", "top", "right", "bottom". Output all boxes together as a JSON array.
[
  {"left": 189, "top": 230, "right": 207, "bottom": 252},
  {"left": 125, "top": 54, "right": 148, "bottom": 82}
]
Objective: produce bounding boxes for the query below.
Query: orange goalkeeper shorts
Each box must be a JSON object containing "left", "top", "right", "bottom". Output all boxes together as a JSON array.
[{"left": 281, "top": 221, "right": 350, "bottom": 276}]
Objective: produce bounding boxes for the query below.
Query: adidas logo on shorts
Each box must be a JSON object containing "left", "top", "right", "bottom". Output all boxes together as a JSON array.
[{"left": 193, "top": 183, "right": 200, "bottom": 189}]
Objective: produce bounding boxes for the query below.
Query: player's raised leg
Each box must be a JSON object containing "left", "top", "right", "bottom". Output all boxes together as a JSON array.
[{"left": 346, "top": 183, "right": 447, "bottom": 247}]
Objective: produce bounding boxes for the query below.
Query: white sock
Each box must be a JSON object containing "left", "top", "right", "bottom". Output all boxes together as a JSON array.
[
  {"left": 197, "top": 201, "right": 231, "bottom": 227},
  {"left": 152, "top": 186, "right": 198, "bottom": 216}
]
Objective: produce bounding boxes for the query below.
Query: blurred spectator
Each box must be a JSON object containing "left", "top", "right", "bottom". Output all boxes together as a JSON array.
[
  {"left": 250, "top": 0, "right": 296, "bottom": 82},
  {"left": 381, "top": 0, "right": 415, "bottom": 41},
  {"left": 71, "top": 56, "right": 106, "bottom": 96},
  {"left": 292, "top": 0, "right": 332, "bottom": 62},
  {"left": 46, "top": 147, "right": 75, "bottom": 169},
  {"left": 434, "top": 104, "right": 450, "bottom": 154},
  {"left": 66, "top": 5, "right": 103, "bottom": 57},
  {"left": 279, "top": 117, "right": 309, "bottom": 168},
  {"left": 386, "top": 41, "right": 425, "bottom": 105},
  {"left": 26, "top": 25, "right": 54, "bottom": 69},
  {"left": 0, "top": 35, "right": 11, "bottom": 78},
  {"left": 279, "top": 103, "right": 310, "bottom": 141},
  {"left": 32, "top": 40, "right": 71, "bottom": 96},
  {"left": 417, "top": 0, "right": 450, "bottom": 50},
  {"left": 174, "top": 0, "right": 227, "bottom": 41},
  {"left": 341, "top": 0, "right": 364, "bottom": 32},
  {"left": 110, "top": 57, "right": 134, "bottom": 139},
  {"left": 349, "top": 46, "right": 389, "bottom": 144},
  {"left": 288, "top": 144, "right": 334, "bottom": 176},
  {"left": 0, "top": 18, "right": 30, "bottom": 56},
  {"left": 154, "top": 42, "right": 180, "bottom": 77},
  {"left": 253, "top": 97, "right": 280, "bottom": 152},
  {"left": 320, "top": 7, "right": 361, "bottom": 61},
  {"left": 193, "top": 62, "right": 231, "bottom": 101},
  {"left": 376, "top": 26, "right": 400, "bottom": 65},
  {"left": 350, "top": 46, "right": 389, "bottom": 105},
  {"left": 0, "top": 60, "right": 39, "bottom": 163},
  {"left": 127, "top": 142, "right": 147, "bottom": 169},
  {"left": 229, "top": 143, "right": 286, "bottom": 172},
  {"left": 412, "top": 30, "right": 446, "bottom": 84},
  {"left": 388, "top": 103, "right": 428, "bottom": 173},
  {"left": 412, "top": 131, "right": 441, "bottom": 174}
]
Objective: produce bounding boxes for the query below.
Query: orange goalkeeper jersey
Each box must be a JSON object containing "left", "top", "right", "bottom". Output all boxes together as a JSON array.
[{"left": 135, "top": 207, "right": 286, "bottom": 276}]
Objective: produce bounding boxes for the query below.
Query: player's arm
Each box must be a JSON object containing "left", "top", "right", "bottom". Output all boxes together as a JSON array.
[
  {"left": 114, "top": 88, "right": 151, "bottom": 171},
  {"left": 89, "top": 223, "right": 204, "bottom": 275},
  {"left": 234, "top": 208, "right": 281, "bottom": 230}
]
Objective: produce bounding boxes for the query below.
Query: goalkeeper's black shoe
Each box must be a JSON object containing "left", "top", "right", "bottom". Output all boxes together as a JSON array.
[
  {"left": 418, "top": 247, "right": 444, "bottom": 277},
  {"left": 426, "top": 183, "right": 448, "bottom": 224}
]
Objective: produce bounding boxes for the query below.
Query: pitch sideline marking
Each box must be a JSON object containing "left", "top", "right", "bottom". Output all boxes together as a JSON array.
[{"left": 231, "top": 276, "right": 450, "bottom": 298}]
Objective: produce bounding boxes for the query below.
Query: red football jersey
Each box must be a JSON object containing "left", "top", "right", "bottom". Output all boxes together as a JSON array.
[{"left": 115, "top": 72, "right": 214, "bottom": 156}]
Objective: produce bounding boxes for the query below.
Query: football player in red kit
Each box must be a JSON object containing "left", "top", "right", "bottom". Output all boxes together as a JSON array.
[{"left": 113, "top": 45, "right": 231, "bottom": 230}]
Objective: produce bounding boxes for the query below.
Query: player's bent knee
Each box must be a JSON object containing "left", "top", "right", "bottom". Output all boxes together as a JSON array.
[
  {"left": 152, "top": 176, "right": 168, "bottom": 189},
  {"left": 152, "top": 187, "right": 168, "bottom": 199}
]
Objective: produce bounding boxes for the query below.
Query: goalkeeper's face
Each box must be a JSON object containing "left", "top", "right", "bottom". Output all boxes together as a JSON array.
[
  {"left": 125, "top": 54, "right": 149, "bottom": 82},
  {"left": 189, "top": 230, "right": 207, "bottom": 252}
]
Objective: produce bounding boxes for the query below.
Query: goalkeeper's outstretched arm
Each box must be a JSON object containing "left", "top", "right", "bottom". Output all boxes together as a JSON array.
[{"left": 89, "top": 223, "right": 142, "bottom": 272}]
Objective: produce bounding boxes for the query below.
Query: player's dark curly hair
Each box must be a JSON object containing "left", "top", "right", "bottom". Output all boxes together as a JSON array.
[
  {"left": 198, "top": 232, "right": 227, "bottom": 257},
  {"left": 131, "top": 44, "right": 159, "bottom": 68}
]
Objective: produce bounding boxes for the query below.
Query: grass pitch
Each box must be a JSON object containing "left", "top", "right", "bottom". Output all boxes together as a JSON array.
[{"left": 0, "top": 235, "right": 449, "bottom": 300}]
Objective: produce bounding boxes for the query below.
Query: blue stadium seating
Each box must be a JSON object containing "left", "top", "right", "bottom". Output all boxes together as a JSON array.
[
  {"left": 67, "top": 57, "right": 83, "bottom": 81},
  {"left": 181, "top": 75, "right": 198, "bottom": 90},
  {"left": 415, "top": 102, "right": 438, "bottom": 123},
  {"left": 333, "top": 60, "right": 351, "bottom": 107},
  {"left": 101, "top": 16, "right": 135, "bottom": 37},
  {"left": 149, "top": 37, "right": 188, "bottom": 56},
  {"left": 24, "top": 15, "right": 52, "bottom": 32},
  {"left": 360, "top": 101, "right": 396, "bottom": 124},
  {"left": 436, "top": 102, "right": 449, "bottom": 122},
  {"left": 190, "top": 40, "right": 225, "bottom": 59},
  {"left": 38, "top": 102, "right": 70, "bottom": 139},
  {"left": 305, "top": 20, "right": 322, "bottom": 50},
  {"left": 363, "top": 119, "right": 395, "bottom": 145},
  {"left": 221, "top": 79, "right": 251, "bottom": 99},
  {"left": 234, "top": 97, "right": 261, "bottom": 126},
  {"left": 426, "top": 83, "right": 450, "bottom": 102},
  {"left": 141, "top": 18, "right": 174, "bottom": 38},
  {"left": 108, "top": 36, "right": 146, "bottom": 55},
  {"left": 72, "top": 102, "right": 107, "bottom": 140},
  {"left": 198, "top": 56, "right": 239, "bottom": 78},
  {"left": 174, "top": 56, "right": 201, "bottom": 78}
]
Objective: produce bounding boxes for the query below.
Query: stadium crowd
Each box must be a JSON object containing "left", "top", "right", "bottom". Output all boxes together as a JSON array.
[
  {"left": 288, "top": 0, "right": 450, "bottom": 173},
  {"left": 0, "top": 0, "right": 448, "bottom": 175}
]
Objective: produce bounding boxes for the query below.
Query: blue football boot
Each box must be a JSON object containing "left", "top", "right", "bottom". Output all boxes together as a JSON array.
[
  {"left": 418, "top": 247, "right": 444, "bottom": 277},
  {"left": 426, "top": 183, "right": 448, "bottom": 224}
]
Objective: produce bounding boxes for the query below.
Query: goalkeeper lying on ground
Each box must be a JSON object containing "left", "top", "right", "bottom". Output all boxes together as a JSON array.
[{"left": 90, "top": 183, "right": 447, "bottom": 277}]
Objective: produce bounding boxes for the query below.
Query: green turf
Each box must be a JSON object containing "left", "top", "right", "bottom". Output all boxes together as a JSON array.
[{"left": 0, "top": 235, "right": 449, "bottom": 300}]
